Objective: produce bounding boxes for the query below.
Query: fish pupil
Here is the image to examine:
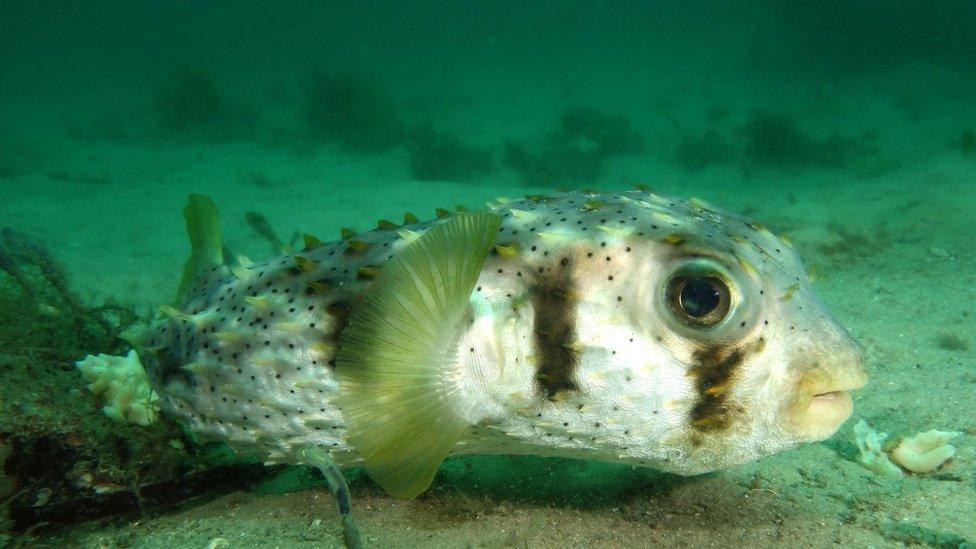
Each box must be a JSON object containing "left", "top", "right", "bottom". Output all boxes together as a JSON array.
[{"left": 681, "top": 278, "right": 721, "bottom": 317}]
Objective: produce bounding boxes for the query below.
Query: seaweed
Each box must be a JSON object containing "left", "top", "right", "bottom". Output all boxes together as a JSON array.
[
  {"left": 0, "top": 228, "right": 126, "bottom": 346},
  {"left": 665, "top": 108, "right": 887, "bottom": 176},
  {"left": 0, "top": 226, "right": 138, "bottom": 394},
  {"left": 153, "top": 68, "right": 255, "bottom": 139},
  {"left": 504, "top": 107, "right": 644, "bottom": 186},
  {"left": 672, "top": 130, "right": 734, "bottom": 172},
  {"left": 559, "top": 107, "right": 644, "bottom": 158},
  {"left": 406, "top": 123, "right": 493, "bottom": 182},
  {"left": 0, "top": 228, "right": 200, "bottom": 542},
  {"left": 304, "top": 70, "right": 405, "bottom": 153},
  {"left": 740, "top": 111, "right": 857, "bottom": 169},
  {"left": 154, "top": 68, "right": 223, "bottom": 133}
]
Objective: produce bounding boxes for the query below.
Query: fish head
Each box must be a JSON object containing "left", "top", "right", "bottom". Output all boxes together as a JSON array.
[{"left": 562, "top": 194, "right": 867, "bottom": 473}]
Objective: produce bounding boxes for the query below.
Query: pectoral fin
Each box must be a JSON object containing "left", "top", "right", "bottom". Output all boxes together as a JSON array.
[{"left": 335, "top": 212, "right": 501, "bottom": 499}]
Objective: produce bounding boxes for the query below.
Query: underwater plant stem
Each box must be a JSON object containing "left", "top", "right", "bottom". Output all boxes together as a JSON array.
[{"left": 303, "top": 447, "right": 363, "bottom": 549}]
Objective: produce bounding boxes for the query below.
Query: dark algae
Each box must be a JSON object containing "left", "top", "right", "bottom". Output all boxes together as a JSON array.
[
  {"left": 154, "top": 68, "right": 224, "bottom": 134},
  {"left": 406, "top": 123, "right": 494, "bottom": 182},
  {"left": 504, "top": 107, "right": 644, "bottom": 186},
  {"left": 0, "top": 229, "right": 231, "bottom": 543},
  {"left": 304, "top": 70, "right": 405, "bottom": 153}
]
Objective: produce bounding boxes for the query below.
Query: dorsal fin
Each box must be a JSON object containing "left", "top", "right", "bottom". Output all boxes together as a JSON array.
[
  {"left": 335, "top": 211, "right": 501, "bottom": 499},
  {"left": 175, "top": 194, "right": 224, "bottom": 304},
  {"left": 302, "top": 234, "right": 324, "bottom": 251}
]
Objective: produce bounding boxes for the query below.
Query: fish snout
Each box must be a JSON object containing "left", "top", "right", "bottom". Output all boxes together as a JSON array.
[{"left": 782, "top": 332, "right": 868, "bottom": 441}]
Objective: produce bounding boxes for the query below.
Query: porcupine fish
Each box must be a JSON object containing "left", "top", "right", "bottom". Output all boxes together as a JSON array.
[{"left": 132, "top": 190, "right": 867, "bottom": 503}]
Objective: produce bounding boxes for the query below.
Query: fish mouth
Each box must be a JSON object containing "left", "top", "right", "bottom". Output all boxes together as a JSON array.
[
  {"left": 807, "top": 389, "right": 853, "bottom": 421},
  {"left": 809, "top": 376, "right": 866, "bottom": 404},
  {"left": 812, "top": 389, "right": 848, "bottom": 400},
  {"left": 786, "top": 371, "right": 867, "bottom": 441}
]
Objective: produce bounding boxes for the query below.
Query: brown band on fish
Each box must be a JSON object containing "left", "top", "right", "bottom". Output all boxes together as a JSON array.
[
  {"left": 687, "top": 343, "right": 747, "bottom": 432},
  {"left": 530, "top": 259, "right": 580, "bottom": 399},
  {"left": 323, "top": 299, "right": 355, "bottom": 368}
]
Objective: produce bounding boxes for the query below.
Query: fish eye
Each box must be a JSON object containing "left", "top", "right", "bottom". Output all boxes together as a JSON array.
[{"left": 666, "top": 274, "right": 732, "bottom": 327}]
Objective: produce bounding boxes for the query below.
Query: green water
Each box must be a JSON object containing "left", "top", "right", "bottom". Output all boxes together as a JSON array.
[{"left": 1, "top": 2, "right": 974, "bottom": 547}]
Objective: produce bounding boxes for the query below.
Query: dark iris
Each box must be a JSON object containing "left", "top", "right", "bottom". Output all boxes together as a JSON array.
[
  {"left": 680, "top": 277, "right": 721, "bottom": 317},
  {"left": 666, "top": 274, "right": 731, "bottom": 327}
]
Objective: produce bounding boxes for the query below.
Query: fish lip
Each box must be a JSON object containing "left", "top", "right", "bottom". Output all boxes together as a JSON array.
[
  {"left": 785, "top": 366, "right": 867, "bottom": 440},
  {"left": 811, "top": 390, "right": 847, "bottom": 401},
  {"left": 786, "top": 389, "right": 854, "bottom": 441},
  {"left": 807, "top": 368, "right": 868, "bottom": 399},
  {"left": 806, "top": 389, "right": 853, "bottom": 418},
  {"left": 810, "top": 383, "right": 860, "bottom": 400}
]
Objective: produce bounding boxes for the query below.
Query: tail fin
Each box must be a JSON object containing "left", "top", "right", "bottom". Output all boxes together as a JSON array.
[{"left": 175, "top": 193, "right": 224, "bottom": 304}]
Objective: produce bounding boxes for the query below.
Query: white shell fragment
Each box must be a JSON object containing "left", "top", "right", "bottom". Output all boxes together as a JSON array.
[
  {"left": 853, "top": 420, "right": 964, "bottom": 476},
  {"left": 890, "top": 429, "right": 963, "bottom": 474},
  {"left": 853, "top": 420, "right": 902, "bottom": 477}
]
